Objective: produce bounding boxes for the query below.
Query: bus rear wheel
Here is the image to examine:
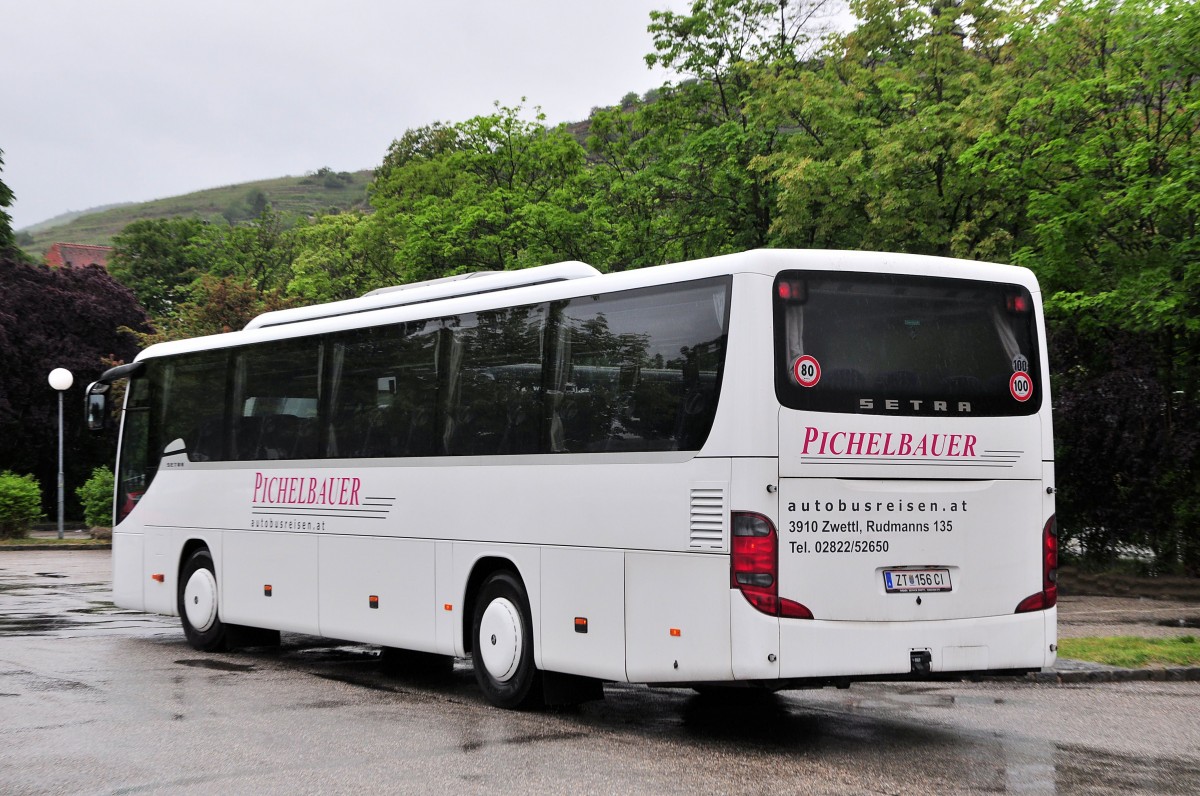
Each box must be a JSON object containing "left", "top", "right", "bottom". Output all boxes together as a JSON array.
[
  {"left": 178, "top": 548, "right": 229, "bottom": 652},
  {"left": 471, "top": 571, "right": 541, "bottom": 709}
]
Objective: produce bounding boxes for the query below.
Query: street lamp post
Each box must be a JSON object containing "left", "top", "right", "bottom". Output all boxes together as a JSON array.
[{"left": 48, "top": 368, "right": 74, "bottom": 540}]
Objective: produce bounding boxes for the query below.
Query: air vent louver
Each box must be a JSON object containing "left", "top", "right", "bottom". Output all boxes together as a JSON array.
[{"left": 690, "top": 484, "right": 727, "bottom": 549}]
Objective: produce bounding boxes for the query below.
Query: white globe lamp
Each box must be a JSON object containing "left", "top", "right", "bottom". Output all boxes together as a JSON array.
[{"left": 48, "top": 368, "right": 74, "bottom": 539}]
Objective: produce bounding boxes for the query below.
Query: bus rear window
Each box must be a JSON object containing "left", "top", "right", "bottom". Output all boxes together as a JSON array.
[{"left": 774, "top": 271, "right": 1041, "bottom": 416}]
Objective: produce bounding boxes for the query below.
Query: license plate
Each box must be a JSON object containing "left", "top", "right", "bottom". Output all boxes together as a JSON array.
[{"left": 884, "top": 568, "right": 952, "bottom": 593}]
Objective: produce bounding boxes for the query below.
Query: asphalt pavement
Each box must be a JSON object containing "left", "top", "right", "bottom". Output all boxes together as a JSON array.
[{"left": 2, "top": 549, "right": 1199, "bottom": 795}]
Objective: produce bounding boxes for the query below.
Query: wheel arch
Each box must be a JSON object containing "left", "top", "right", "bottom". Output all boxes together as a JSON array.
[
  {"left": 178, "top": 538, "right": 212, "bottom": 583},
  {"left": 461, "top": 556, "right": 528, "bottom": 656}
]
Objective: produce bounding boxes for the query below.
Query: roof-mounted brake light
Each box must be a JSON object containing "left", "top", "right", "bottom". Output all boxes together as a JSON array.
[
  {"left": 1006, "top": 293, "right": 1031, "bottom": 313},
  {"left": 776, "top": 279, "right": 807, "bottom": 303}
]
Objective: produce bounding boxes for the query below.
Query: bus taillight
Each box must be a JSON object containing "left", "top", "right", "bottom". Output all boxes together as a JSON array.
[
  {"left": 731, "top": 512, "right": 813, "bottom": 620},
  {"left": 1016, "top": 514, "right": 1058, "bottom": 613}
]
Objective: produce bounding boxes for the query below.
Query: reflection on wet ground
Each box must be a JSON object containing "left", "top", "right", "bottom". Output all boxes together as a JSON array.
[
  {"left": 3, "top": 551, "right": 1200, "bottom": 795},
  {"left": 246, "top": 640, "right": 1199, "bottom": 794},
  {"left": 0, "top": 556, "right": 173, "bottom": 641}
]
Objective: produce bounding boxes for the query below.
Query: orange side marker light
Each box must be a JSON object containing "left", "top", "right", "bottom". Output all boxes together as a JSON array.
[{"left": 151, "top": 573, "right": 165, "bottom": 583}]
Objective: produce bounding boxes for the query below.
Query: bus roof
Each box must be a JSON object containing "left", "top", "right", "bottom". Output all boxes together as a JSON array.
[
  {"left": 243, "top": 260, "right": 602, "bottom": 331},
  {"left": 135, "top": 249, "right": 1040, "bottom": 362}
]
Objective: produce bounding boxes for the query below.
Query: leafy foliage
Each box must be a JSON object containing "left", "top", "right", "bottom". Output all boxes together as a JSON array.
[
  {"left": 111, "top": 209, "right": 299, "bottom": 343},
  {"left": 110, "top": 217, "right": 212, "bottom": 316},
  {"left": 587, "top": 0, "right": 838, "bottom": 267},
  {"left": 960, "top": 0, "right": 1200, "bottom": 573},
  {"left": 76, "top": 466, "right": 115, "bottom": 528},
  {"left": 0, "top": 254, "right": 148, "bottom": 518},
  {"left": 0, "top": 470, "right": 43, "bottom": 539},
  {"left": 369, "top": 102, "right": 605, "bottom": 280},
  {"left": 287, "top": 211, "right": 394, "bottom": 302},
  {"left": 0, "top": 147, "right": 14, "bottom": 252}
]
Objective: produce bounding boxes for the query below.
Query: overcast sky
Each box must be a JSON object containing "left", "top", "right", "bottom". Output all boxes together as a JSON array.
[{"left": 2, "top": 0, "right": 688, "bottom": 230}]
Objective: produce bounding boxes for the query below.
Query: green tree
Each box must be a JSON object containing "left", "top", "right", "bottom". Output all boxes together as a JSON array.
[
  {"left": 287, "top": 211, "right": 399, "bottom": 302},
  {"left": 590, "top": 0, "right": 835, "bottom": 266},
  {"left": 109, "top": 217, "right": 212, "bottom": 316},
  {"left": 369, "top": 103, "right": 604, "bottom": 280},
  {"left": 135, "top": 273, "right": 295, "bottom": 345},
  {"left": 760, "top": 0, "right": 1020, "bottom": 257},
  {"left": 0, "top": 148, "right": 16, "bottom": 252},
  {"left": 963, "top": 0, "right": 1200, "bottom": 573},
  {"left": 203, "top": 206, "right": 298, "bottom": 292}
]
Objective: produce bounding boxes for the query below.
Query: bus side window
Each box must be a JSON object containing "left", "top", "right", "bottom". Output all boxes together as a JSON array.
[
  {"left": 440, "top": 306, "right": 545, "bottom": 457},
  {"left": 158, "top": 351, "right": 229, "bottom": 462},
  {"left": 555, "top": 279, "right": 728, "bottom": 453},
  {"left": 231, "top": 340, "right": 322, "bottom": 461}
]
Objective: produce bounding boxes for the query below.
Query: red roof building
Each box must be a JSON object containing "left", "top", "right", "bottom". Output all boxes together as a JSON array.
[{"left": 46, "top": 243, "right": 113, "bottom": 269}]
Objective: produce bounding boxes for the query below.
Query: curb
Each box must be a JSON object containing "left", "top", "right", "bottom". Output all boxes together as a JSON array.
[{"left": 1024, "top": 665, "right": 1200, "bottom": 684}]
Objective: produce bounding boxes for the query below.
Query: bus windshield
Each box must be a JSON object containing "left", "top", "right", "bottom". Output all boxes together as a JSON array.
[{"left": 774, "top": 271, "right": 1041, "bottom": 416}]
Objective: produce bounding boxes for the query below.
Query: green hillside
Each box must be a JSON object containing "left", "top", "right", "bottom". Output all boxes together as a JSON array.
[{"left": 19, "top": 169, "right": 374, "bottom": 256}]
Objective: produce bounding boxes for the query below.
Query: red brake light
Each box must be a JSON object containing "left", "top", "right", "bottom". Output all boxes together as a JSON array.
[
  {"left": 731, "top": 512, "right": 813, "bottom": 620},
  {"left": 1016, "top": 515, "right": 1058, "bottom": 613},
  {"left": 1006, "top": 293, "right": 1031, "bottom": 313},
  {"left": 776, "top": 279, "right": 807, "bottom": 303}
]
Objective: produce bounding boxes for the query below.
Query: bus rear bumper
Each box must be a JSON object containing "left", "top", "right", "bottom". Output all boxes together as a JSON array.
[{"left": 775, "top": 608, "right": 1056, "bottom": 681}]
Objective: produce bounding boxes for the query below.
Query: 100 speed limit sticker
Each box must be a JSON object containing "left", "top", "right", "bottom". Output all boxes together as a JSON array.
[{"left": 1009, "top": 371, "right": 1033, "bottom": 402}]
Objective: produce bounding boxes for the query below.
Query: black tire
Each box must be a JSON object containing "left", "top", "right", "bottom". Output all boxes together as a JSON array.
[
  {"left": 471, "top": 571, "right": 541, "bottom": 709},
  {"left": 178, "top": 548, "right": 229, "bottom": 652}
]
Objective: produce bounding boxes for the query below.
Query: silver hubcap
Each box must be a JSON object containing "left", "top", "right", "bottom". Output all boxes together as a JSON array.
[
  {"left": 183, "top": 567, "right": 218, "bottom": 633},
  {"left": 478, "top": 597, "right": 522, "bottom": 682}
]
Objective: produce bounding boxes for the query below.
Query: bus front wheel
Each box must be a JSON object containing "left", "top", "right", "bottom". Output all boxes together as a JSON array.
[
  {"left": 178, "top": 548, "right": 229, "bottom": 652},
  {"left": 471, "top": 571, "right": 541, "bottom": 709}
]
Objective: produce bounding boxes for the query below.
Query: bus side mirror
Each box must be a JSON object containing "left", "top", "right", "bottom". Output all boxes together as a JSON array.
[{"left": 86, "top": 381, "right": 109, "bottom": 432}]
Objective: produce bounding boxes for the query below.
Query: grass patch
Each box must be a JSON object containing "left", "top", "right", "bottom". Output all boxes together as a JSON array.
[
  {"left": 0, "top": 537, "right": 109, "bottom": 547},
  {"left": 1058, "top": 636, "right": 1200, "bottom": 668}
]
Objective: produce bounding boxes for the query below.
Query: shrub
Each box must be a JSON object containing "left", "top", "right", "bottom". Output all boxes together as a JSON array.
[
  {"left": 0, "top": 471, "right": 42, "bottom": 539},
  {"left": 76, "top": 466, "right": 114, "bottom": 529}
]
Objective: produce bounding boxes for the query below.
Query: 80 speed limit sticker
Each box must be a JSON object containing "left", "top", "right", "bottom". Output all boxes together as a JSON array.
[
  {"left": 792, "top": 355, "right": 821, "bottom": 388},
  {"left": 1009, "top": 371, "right": 1033, "bottom": 402}
]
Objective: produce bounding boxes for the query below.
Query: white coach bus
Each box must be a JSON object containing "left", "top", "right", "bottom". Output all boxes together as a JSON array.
[{"left": 87, "top": 249, "right": 1057, "bottom": 708}]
